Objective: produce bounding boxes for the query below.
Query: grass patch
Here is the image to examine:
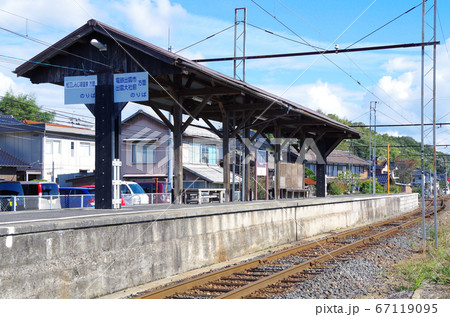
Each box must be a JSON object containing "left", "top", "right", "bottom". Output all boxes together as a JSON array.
[{"left": 395, "top": 220, "right": 450, "bottom": 291}]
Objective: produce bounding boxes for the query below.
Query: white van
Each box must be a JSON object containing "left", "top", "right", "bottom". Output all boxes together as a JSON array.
[
  {"left": 120, "top": 181, "right": 149, "bottom": 205},
  {"left": 20, "top": 181, "right": 61, "bottom": 210}
]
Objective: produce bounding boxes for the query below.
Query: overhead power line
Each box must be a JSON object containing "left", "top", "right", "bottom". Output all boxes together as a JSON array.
[
  {"left": 350, "top": 122, "right": 450, "bottom": 128},
  {"left": 352, "top": 144, "right": 450, "bottom": 148},
  {"left": 345, "top": 0, "right": 425, "bottom": 49}
]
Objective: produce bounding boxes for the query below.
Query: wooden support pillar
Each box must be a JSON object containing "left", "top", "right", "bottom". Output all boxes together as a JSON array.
[
  {"left": 173, "top": 102, "right": 183, "bottom": 204},
  {"left": 244, "top": 127, "right": 250, "bottom": 201},
  {"left": 93, "top": 74, "right": 127, "bottom": 209},
  {"left": 222, "top": 111, "right": 231, "bottom": 202},
  {"left": 274, "top": 125, "right": 281, "bottom": 200},
  {"left": 316, "top": 164, "right": 326, "bottom": 197},
  {"left": 94, "top": 83, "right": 115, "bottom": 209},
  {"left": 316, "top": 143, "right": 327, "bottom": 198},
  {"left": 114, "top": 112, "right": 121, "bottom": 159}
]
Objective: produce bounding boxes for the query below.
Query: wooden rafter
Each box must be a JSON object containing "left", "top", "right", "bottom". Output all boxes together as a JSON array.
[{"left": 181, "top": 96, "right": 212, "bottom": 133}]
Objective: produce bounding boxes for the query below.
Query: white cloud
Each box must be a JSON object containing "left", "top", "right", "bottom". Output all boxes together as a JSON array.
[
  {"left": 0, "top": 71, "right": 18, "bottom": 95},
  {"left": 260, "top": 80, "right": 365, "bottom": 120},
  {"left": 383, "top": 131, "right": 405, "bottom": 137},
  {"left": 383, "top": 57, "right": 419, "bottom": 73},
  {"left": 0, "top": 0, "right": 98, "bottom": 33},
  {"left": 111, "top": 0, "right": 187, "bottom": 40},
  {"left": 377, "top": 72, "right": 415, "bottom": 101}
]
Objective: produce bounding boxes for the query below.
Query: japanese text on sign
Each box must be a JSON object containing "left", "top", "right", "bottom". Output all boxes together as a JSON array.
[
  {"left": 114, "top": 72, "right": 149, "bottom": 103},
  {"left": 64, "top": 75, "right": 97, "bottom": 104}
]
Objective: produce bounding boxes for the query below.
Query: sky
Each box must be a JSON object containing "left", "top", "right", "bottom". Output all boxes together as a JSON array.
[{"left": 1, "top": 0, "right": 450, "bottom": 155}]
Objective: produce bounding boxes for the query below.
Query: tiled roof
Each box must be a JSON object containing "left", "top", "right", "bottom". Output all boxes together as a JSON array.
[
  {"left": 306, "top": 149, "right": 369, "bottom": 166},
  {"left": 0, "top": 115, "right": 44, "bottom": 133},
  {"left": 0, "top": 148, "right": 29, "bottom": 167},
  {"left": 0, "top": 115, "right": 22, "bottom": 125},
  {"left": 22, "top": 120, "right": 91, "bottom": 130}
]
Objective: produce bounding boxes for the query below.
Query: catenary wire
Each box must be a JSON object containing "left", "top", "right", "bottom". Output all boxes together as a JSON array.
[
  {"left": 345, "top": 0, "right": 425, "bottom": 49},
  {"left": 175, "top": 24, "right": 235, "bottom": 54}
]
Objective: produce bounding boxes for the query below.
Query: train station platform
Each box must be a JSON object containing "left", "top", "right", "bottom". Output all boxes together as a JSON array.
[{"left": 0, "top": 193, "right": 418, "bottom": 298}]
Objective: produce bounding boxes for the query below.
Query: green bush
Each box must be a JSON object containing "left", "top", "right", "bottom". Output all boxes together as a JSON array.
[
  {"left": 389, "top": 184, "right": 401, "bottom": 193},
  {"left": 360, "top": 179, "right": 384, "bottom": 194},
  {"left": 305, "top": 167, "right": 316, "bottom": 181},
  {"left": 412, "top": 186, "right": 422, "bottom": 196},
  {"left": 328, "top": 182, "right": 345, "bottom": 195}
]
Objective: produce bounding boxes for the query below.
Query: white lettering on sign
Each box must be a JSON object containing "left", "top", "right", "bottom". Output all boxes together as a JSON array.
[{"left": 114, "top": 72, "right": 149, "bottom": 103}]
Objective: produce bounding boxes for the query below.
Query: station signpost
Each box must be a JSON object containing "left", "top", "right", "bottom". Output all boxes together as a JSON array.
[{"left": 64, "top": 72, "right": 148, "bottom": 209}]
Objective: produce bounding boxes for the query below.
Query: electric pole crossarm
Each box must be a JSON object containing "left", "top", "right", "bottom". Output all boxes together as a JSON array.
[{"left": 194, "top": 42, "right": 440, "bottom": 63}]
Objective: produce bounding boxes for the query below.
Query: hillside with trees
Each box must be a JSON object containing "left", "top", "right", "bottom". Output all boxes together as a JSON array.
[{"left": 323, "top": 112, "right": 448, "bottom": 176}]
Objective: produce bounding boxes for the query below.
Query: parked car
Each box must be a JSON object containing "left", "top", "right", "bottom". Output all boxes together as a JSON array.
[
  {"left": 138, "top": 181, "right": 171, "bottom": 203},
  {"left": 0, "top": 181, "right": 26, "bottom": 211},
  {"left": 60, "top": 187, "right": 95, "bottom": 208},
  {"left": 79, "top": 181, "right": 149, "bottom": 205},
  {"left": 121, "top": 181, "right": 149, "bottom": 205},
  {"left": 20, "top": 181, "right": 61, "bottom": 210}
]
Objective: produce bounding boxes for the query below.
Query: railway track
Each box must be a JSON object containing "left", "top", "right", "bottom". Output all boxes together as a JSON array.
[{"left": 139, "top": 196, "right": 447, "bottom": 299}]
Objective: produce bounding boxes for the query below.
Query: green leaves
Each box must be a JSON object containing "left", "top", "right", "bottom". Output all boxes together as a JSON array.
[{"left": 0, "top": 90, "right": 55, "bottom": 123}]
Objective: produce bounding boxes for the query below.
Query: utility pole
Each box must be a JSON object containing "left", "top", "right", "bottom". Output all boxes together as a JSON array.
[
  {"left": 420, "top": 0, "right": 426, "bottom": 246},
  {"left": 369, "top": 103, "right": 372, "bottom": 191},
  {"left": 445, "top": 157, "right": 448, "bottom": 195},
  {"left": 421, "top": 0, "right": 438, "bottom": 248},
  {"left": 234, "top": 8, "right": 247, "bottom": 81},
  {"left": 370, "top": 101, "right": 377, "bottom": 194},
  {"left": 432, "top": 0, "right": 438, "bottom": 249},
  {"left": 387, "top": 144, "right": 390, "bottom": 194}
]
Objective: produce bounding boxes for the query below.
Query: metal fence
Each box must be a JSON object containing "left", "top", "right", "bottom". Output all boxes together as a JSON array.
[
  {"left": 0, "top": 193, "right": 172, "bottom": 211},
  {"left": 0, "top": 195, "right": 60, "bottom": 211}
]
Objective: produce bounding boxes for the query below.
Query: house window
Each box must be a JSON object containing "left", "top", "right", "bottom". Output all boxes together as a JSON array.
[
  {"left": 132, "top": 142, "right": 156, "bottom": 164},
  {"left": 45, "top": 140, "right": 61, "bottom": 155},
  {"left": 326, "top": 164, "right": 338, "bottom": 177},
  {"left": 80, "top": 142, "right": 91, "bottom": 157},
  {"left": 190, "top": 143, "right": 217, "bottom": 165}
]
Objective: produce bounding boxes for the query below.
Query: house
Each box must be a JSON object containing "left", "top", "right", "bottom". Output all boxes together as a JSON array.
[
  {"left": 0, "top": 115, "right": 95, "bottom": 183},
  {"left": 411, "top": 168, "right": 439, "bottom": 197},
  {"left": 0, "top": 147, "right": 30, "bottom": 181},
  {"left": 120, "top": 110, "right": 238, "bottom": 189},
  {"left": 374, "top": 161, "right": 398, "bottom": 187},
  {"left": 305, "top": 149, "right": 370, "bottom": 180}
]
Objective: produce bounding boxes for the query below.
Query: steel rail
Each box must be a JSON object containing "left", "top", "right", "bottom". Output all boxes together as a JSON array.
[
  {"left": 219, "top": 199, "right": 446, "bottom": 299},
  {"left": 139, "top": 197, "right": 445, "bottom": 299}
]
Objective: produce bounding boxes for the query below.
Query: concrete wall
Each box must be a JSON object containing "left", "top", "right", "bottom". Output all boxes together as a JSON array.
[{"left": 0, "top": 194, "right": 418, "bottom": 298}]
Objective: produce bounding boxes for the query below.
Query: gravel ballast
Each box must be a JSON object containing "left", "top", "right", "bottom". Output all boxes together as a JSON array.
[{"left": 273, "top": 224, "right": 429, "bottom": 299}]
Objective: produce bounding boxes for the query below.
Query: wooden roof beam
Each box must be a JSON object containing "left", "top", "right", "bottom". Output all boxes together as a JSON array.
[
  {"left": 150, "top": 86, "right": 239, "bottom": 99},
  {"left": 181, "top": 96, "right": 212, "bottom": 133}
]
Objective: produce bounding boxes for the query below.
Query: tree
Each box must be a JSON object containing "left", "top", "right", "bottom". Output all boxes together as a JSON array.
[
  {"left": 360, "top": 179, "right": 384, "bottom": 194},
  {"left": 335, "top": 169, "right": 360, "bottom": 194},
  {"left": 305, "top": 167, "right": 316, "bottom": 181},
  {"left": 0, "top": 90, "right": 55, "bottom": 123},
  {"left": 395, "top": 158, "right": 417, "bottom": 184}
]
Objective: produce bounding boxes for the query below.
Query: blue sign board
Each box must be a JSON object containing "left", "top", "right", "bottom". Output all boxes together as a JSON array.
[
  {"left": 64, "top": 75, "right": 97, "bottom": 104},
  {"left": 114, "top": 72, "right": 149, "bottom": 103}
]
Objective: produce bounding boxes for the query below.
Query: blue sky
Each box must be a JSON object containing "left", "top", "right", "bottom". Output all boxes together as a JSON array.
[{"left": 1, "top": 0, "right": 450, "bottom": 153}]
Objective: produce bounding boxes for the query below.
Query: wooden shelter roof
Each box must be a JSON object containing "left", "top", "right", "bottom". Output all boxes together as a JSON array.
[{"left": 15, "top": 19, "right": 360, "bottom": 149}]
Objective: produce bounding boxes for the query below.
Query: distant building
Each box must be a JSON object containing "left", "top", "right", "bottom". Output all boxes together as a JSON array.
[
  {"left": 120, "top": 110, "right": 238, "bottom": 189},
  {"left": 305, "top": 149, "right": 370, "bottom": 180},
  {"left": 0, "top": 147, "right": 30, "bottom": 181},
  {"left": 0, "top": 115, "right": 95, "bottom": 183}
]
